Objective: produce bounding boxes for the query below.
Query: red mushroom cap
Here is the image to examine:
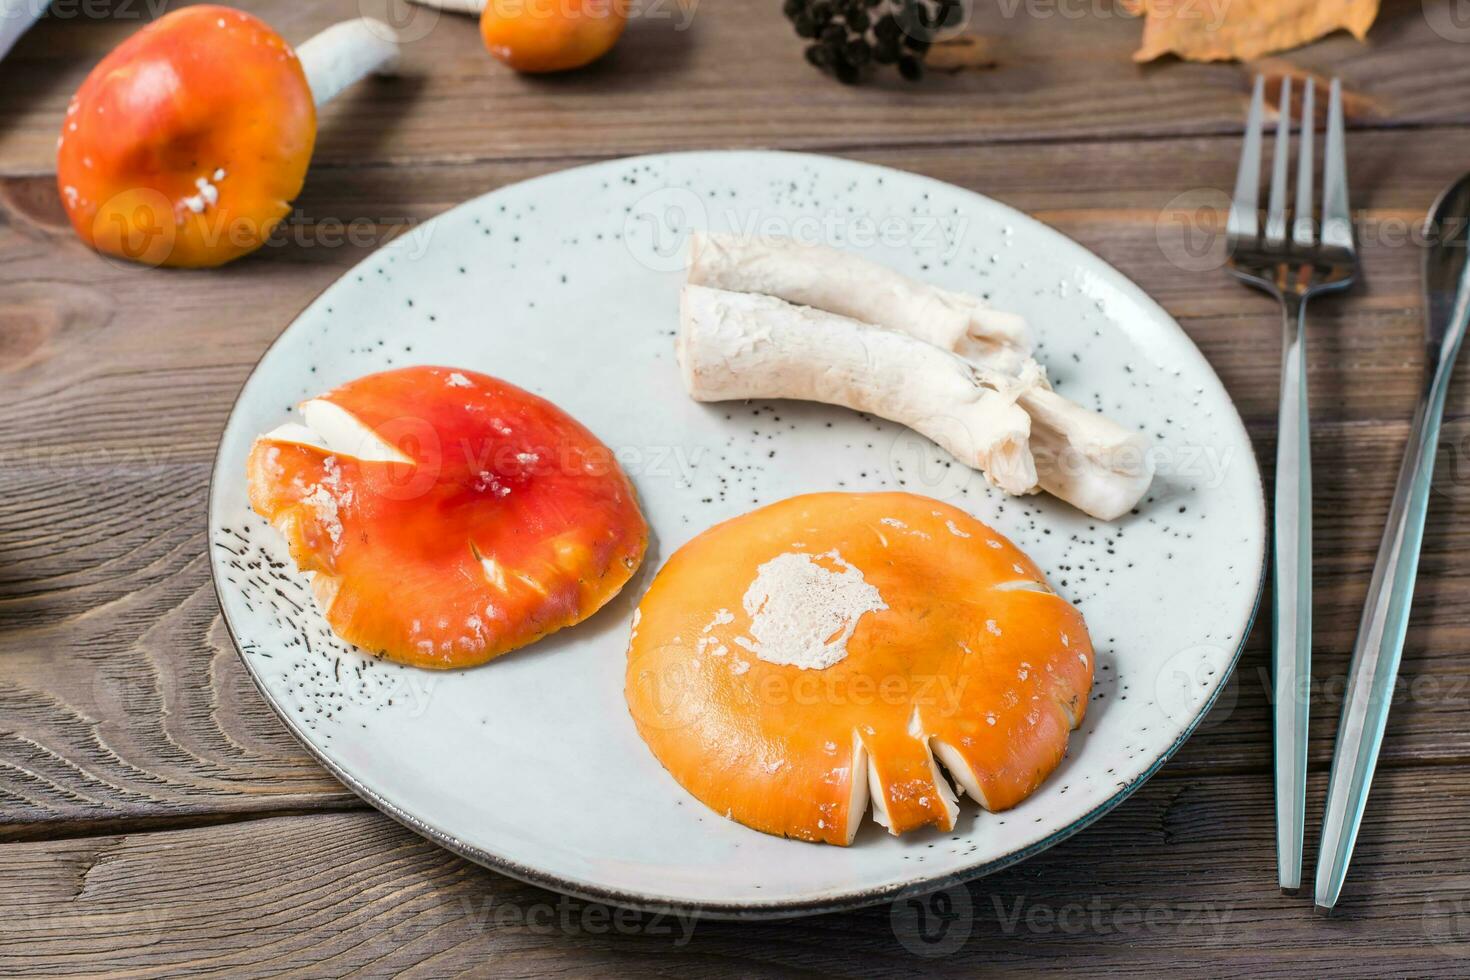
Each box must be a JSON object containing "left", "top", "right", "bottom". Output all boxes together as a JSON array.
[
  {"left": 247, "top": 366, "right": 649, "bottom": 670},
  {"left": 56, "top": 5, "right": 316, "bottom": 268}
]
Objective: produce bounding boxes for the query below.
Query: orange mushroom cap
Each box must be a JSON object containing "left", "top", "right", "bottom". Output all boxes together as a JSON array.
[
  {"left": 480, "top": 0, "right": 628, "bottom": 73},
  {"left": 57, "top": 5, "right": 315, "bottom": 268},
  {"left": 247, "top": 366, "right": 648, "bottom": 669},
  {"left": 626, "top": 492, "right": 1093, "bottom": 845}
]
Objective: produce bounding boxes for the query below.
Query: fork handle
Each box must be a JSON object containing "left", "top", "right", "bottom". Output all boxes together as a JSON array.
[
  {"left": 1314, "top": 354, "right": 1455, "bottom": 911},
  {"left": 1273, "top": 292, "right": 1313, "bottom": 894}
]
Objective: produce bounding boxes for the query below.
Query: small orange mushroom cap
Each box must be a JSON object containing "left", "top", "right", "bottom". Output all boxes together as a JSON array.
[
  {"left": 626, "top": 492, "right": 1093, "bottom": 845},
  {"left": 57, "top": 5, "right": 315, "bottom": 268},
  {"left": 479, "top": 0, "right": 628, "bottom": 73},
  {"left": 247, "top": 366, "right": 648, "bottom": 669}
]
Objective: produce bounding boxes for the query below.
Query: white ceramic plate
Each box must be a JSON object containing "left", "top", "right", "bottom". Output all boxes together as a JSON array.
[{"left": 210, "top": 151, "right": 1265, "bottom": 918}]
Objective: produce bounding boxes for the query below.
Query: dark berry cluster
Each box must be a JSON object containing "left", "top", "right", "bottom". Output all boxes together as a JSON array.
[{"left": 782, "top": 0, "right": 963, "bottom": 84}]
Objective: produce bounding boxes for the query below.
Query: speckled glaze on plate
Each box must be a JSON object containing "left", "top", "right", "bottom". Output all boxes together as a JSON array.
[{"left": 209, "top": 151, "right": 1265, "bottom": 918}]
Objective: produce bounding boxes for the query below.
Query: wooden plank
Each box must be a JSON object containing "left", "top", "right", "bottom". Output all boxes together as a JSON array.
[
  {"left": 2, "top": 0, "right": 1470, "bottom": 176},
  {"left": 2, "top": 765, "right": 1469, "bottom": 976},
  {"left": 6, "top": 130, "right": 1470, "bottom": 829},
  {"left": 9, "top": 124, "right": 1470, "bottom": 437}
]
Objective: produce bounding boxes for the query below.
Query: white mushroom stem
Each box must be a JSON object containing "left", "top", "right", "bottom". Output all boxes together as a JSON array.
[
  {"left": 947, "top": 350, "right": 1152, "bottom": 520},
  {"left": 297, "top": 18, "right": 402, "bottom": 109},
  {"left": 1016, "top": 384, "right": 1154, "bottom": 522},
  {"left": 688, "top": 232, "right": 1154, "bottom": 520},
  {"left": 688, "top": 231, "right": 1033, "bottom": 371},
  {"left": 679, "top": 285, "right": 1040, "bottom": 496},
  {"left": 0, "top": 0, "right": 44, "bottom": 62}
]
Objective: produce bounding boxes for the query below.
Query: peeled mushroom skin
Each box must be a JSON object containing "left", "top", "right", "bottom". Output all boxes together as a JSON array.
[{"left": 679, "top": 284, "right": 1041, "bottom": 497}]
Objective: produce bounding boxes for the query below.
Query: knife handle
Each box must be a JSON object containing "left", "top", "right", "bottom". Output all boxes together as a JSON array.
[{"left": 1314, "top": 359, "right": 1454, "bottom": 911}]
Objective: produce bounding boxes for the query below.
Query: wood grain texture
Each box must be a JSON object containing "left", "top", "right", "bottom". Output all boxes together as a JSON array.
[
  {"left": 3, "top": 766, "right": 1470, "bottom": 977},
  {"left": 2, "top": 0, "right": 1470, "bottom": 177},
  {"left": 5, "top": 126, "right": 1470, "bottom": 829},
  {"left": 4, "top": 0, "right": 1470, "bottom": 972}
]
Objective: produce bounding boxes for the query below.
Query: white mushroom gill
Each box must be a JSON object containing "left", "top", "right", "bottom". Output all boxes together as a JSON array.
[
  {"left": 264, "top": 398, "right": 414, "bottom": 464},
  {"left": 845, "top": 731, "right": 870, "bottom": 844},
  {"left": 930, "top": 735, "right": 992, "bottom": 810},
  {"left": 991, "top": 579, "right": 1055, "bottom": 594},
  {"left": 861, "top": 736, "right": 960, "bottom": 836},
  {"left": 866, "top": 752, "right": 893, "bottom": 832}
]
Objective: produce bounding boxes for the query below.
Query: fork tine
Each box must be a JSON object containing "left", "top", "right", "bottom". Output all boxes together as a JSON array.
[
  {"left": 1293, "top": 78, "right": 1316, "bottom": 248},
  {"left": 1229, "top": 75, "right": 1266, "bottom": 241},
  {"left": 1265, "top": 76, "right": 1292, "bottom": 247},
  {"left": 1322, "top": 78, "right": 1354, "bottom": 252}
]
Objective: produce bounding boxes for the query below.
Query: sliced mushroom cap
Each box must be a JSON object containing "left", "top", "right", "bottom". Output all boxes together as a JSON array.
[
  {"left": 625, "top": 492, "right": 1093, "bottom": 845},
  {"left": 56, "top": 6, "right": 316, "bottom": 268},
  {"left": 479, "top": 0, "right": 628, "bottom": 73},
  {"left": 247, "top": 366, "right": 648, "bottom": 669}
]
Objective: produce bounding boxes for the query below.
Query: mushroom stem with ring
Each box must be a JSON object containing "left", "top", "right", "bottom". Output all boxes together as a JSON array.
[
  {"left": 297, "top": 18, "right": 403, "bottom": 108},
  {"left": 678, "top": 284, "right": 1041, "bottom": 496}
]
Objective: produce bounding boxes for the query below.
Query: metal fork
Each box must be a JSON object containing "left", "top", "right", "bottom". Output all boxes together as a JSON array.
[{"left": 1225, "top": 75, "right": 1357, "bottom": 894}]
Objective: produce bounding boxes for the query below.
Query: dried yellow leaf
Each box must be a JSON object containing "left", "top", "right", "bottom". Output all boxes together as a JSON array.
[{"left": 1132, "top": 0, "right": 1379, "bottom": 63}]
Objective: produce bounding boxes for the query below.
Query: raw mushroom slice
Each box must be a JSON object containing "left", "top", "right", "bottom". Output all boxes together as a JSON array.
[
  {"left": 687, "top": 231, "right": 1033, "bottom": 371},
  {"left": 625, "top": 492, "right": 1093, "bottom": 845},
  {"left": 247, "top": 366, "right": 648, "bottom": 669},
  {"left": 679, "top": 284, "right": 1042, "bottom": 497},
  {"left": 56, "top": 5, "right": 400, "bottom": 268},
  {"left": 686, "top": 232, "right": 1154, "bottom": 520}
]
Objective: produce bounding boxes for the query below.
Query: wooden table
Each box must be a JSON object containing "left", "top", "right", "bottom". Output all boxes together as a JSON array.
[{"left": 4, "top": 0, "right": 1470, "bottom": 974}]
